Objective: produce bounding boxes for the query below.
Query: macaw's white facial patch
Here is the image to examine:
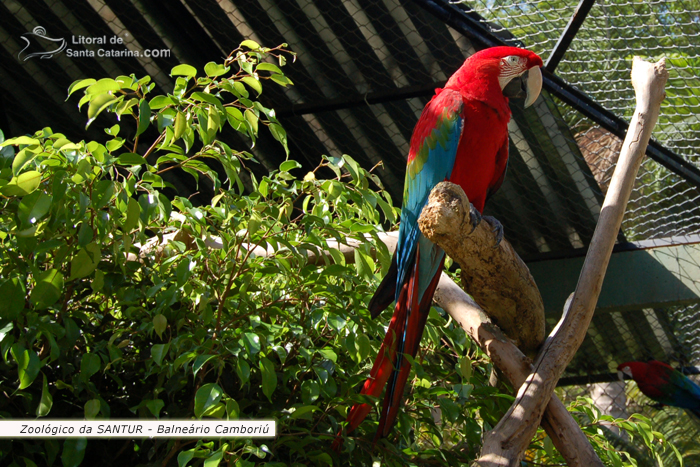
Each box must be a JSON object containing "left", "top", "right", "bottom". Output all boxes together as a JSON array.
[{"left": 498, "top": 55, "right": 527, "bottom": 90}]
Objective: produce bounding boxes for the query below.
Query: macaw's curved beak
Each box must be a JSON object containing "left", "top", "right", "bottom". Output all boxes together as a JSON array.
[{"left": 503, "top": 66, "right": 543, "bottom": 108}]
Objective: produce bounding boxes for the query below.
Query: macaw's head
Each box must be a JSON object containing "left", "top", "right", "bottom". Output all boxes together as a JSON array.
[
  {"left": 618, "top": 361, "right": 648, "bottom": 382},
  {"left": 447, "top": 46, "right": 543, "bottom": 109}
]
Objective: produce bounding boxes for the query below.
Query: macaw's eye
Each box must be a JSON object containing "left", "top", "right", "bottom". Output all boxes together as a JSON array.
[{"left": 503, "top": 56, "right": 521, "bottom": 66}]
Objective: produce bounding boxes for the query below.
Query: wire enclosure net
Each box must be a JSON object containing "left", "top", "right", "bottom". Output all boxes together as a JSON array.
[{"left": 2, "top": 0, "right": 700, "bottom": 449}]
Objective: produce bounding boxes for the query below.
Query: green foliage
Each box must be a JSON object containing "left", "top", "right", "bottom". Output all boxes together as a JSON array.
[
  {"left": 526, "top": 397, "right": 684, "bottom": 467},
  {"left": 0, "top": 43, "right": 519, "bottom": 466}
]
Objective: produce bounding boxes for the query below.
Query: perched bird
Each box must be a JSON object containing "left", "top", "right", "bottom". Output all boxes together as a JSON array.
[
  {"left": 618, "top": 360, "right": 700, "bottom": 418},
  {"left": 335, "top": 46, "right": 543, "bottom": 447}
]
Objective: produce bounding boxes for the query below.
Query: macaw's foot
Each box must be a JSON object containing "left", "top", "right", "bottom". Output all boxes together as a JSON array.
[
  {"left": 482, "top": 215, "right": 504, "bottom": 246},
  {"left": 468, "top": 204, "right": 482, "bottom": 234}
]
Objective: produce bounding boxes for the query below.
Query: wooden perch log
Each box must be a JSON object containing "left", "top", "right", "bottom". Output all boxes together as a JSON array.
[
  {"left": 418, "top": 181, "right": 545, "bottom": 355},
  {"left": 474, "top": 57, "right": 669, "bottom": 466},
  {"left": 434, "top": 275, "right": 603, "bottom": 466}
]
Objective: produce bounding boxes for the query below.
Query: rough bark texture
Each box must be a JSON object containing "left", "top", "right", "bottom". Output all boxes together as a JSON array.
[
  {"left": 432, "top": 274, "right": 603, "bottom": 466},
  {"left": 418, "top": 181, "right": 545, "bottom": 355},
  {"left": 474, "top": 57, "right": 669, "bottom": 467}
]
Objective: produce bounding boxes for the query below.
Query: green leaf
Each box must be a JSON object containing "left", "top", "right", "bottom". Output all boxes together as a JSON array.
[
  {"left": 69, "top": 243, "right": 101, "bottom": 280},
  {"left": 260, "top": 357, "right": 277, "bottom": 401},
  {"left": 204, "top": 62, "right": 230, "bottom": 77},
  {"left": 203, "top": 449, "right": 223, "bottom": 467},
  {"left": 236, "top": 359, "right": 250, "bottom": 387},
  {"left": 67, "top": 78, "right": 96, "bottom": 98},
  {"left": 136, "top": 99, "right": 151, "bottom": 137},
  {"left": 61, "top": 438, "right": 87, "bottom": 467},
  {"left": 36, "top": 373, "right": 53, "bottom": 417},
  {"left": 151, "top": 343, "right": 169, "bottom": 366},
  {"left": 153, "top": 314, "right": 167, "bottom": 339},
  {"left": 29, "top": 269, "right": 64, "bottom": 310},
  {"left": 123, "top": 198, "right": 140, "bottom": 232},
  {"left": 438, "top": 398, "right": 460, "bottom": 424},
  {"left": 226, "top": 399, "right": 239, "bottom": 419},
  {"left": 11, "top": 345, "right": 41, "bottom": 390},
  {"left": 173, "top": 111, "right": 187, "bottom": 140},
  {"left": 84, "top": 399, "right": 100, "bottom": 419},
  {"left": 226, "top": 107, "right": 244, "bottom": 131},
  {"left": 242, "top": 333, "right": 261, "bottom": 356},
  {"left": 244, "top": 109, "right": 258, "bottom": 135},
  {"left": 318, "top": 348, "right": 337, "bottom": 363},
  {"left": 1, "top": 170, "right": 42, "bottom": 197},
  {"left": 268, "top": 123, "right": 288, "bottom": 155},
  {"left": 279, "top": 160, "right": 301, "bottom": 172},
  {"left": 77, "top": 222, "right": 93, "bottom": 247},
  {"left": 290, "top": 405, "right": 319, "bottom": 420},
  {"left": 12, "top": 148, "right": 40, "bottom": 176},
  {"left": 85, "top": 78, "right": 121, "bottom": 95},
  {"left": 177, "top": 450, "right": 195, "bottom": 467},
  {"left": 0, "top": 278, "right": 24, "bottom": 319},
  {"left": 0, "top": 136, "right": 40, "bottom": 147},
  {"left": 194, "top": 383, "right": 223, "bottom": 418},
  {"left": 357, "top": 334, "right": 370, "bottom": 361},
  {"left": 80, "top": 353, "right": 101, "bottom": 381},
  {"left": 146, "top": 399, "right": 164, "bottom": 418},
  {"left": 256, "top": 63, "right": 283, "bottom": 74},
  {"left": 301, "top": 380, "right": 320, "bottom": 405},
  {"left": 240, "top": 40, "right": 261, "bottom": 50},
  {"left": 87, "top": 92, "right": 119, "bottom": 124},
  {"left": 241, "top": 76, "right": 262, "bottom": 96},
  {"left": 354, "top": 249, "right": 375, "bottom": 281},
  {"left": 459, "top": 356, "right": 472, "bottom": 380},
  {"left": 191, "top": 92, "right": 222, "bottom": 108},
  {"left": 91, "top": 269, "right": 104, "bottom": 292},
  {"left": 270, "top": 74, "right": 293, "bottom": 87},
  {"left": 171, "top": 64, "right": 197, "bottom": 78},
  {"left": 116, "top": 153, "right": 147, "bottom": 166},
  {"left": 149, "top": 95, "right": 174, "bottom": 110},
  {"left": 193, "top": 354, "right": 215, "bottom": 376}
]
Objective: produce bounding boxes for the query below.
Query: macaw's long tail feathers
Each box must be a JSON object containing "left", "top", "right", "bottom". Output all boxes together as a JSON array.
[
  {"left": 334, "top": 246, "right": 443, "bottom": 451},
  {"left": 332, "top": 263, "right": 411, "bottom": 451},
  {"left": 375, "top": 256, "right": 444, "bottom": 440},
  {"left": 368, "top": 253, "right": 398, "bottom": 318}
]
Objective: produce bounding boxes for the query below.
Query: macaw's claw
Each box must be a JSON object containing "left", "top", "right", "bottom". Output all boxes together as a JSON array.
[
  {"left": 468, "top": 204, "right": 482, "bottom": 233},
  {"left": 482, "top": 215, "right": 504, "bottom": 246}
]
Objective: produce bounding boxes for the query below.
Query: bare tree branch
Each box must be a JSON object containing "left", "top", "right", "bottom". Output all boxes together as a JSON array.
[{"left": 474, "top": 57, "right": 669, "bottom": 466}]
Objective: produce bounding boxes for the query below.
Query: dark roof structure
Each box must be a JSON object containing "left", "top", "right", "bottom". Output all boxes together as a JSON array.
[{"left": 2, "top": 0, "right": 700, "bottom": 384}]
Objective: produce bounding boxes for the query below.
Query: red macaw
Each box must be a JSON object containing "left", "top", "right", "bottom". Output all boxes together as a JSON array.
[
  {"left": 618, "top": 360, "right": 700, "bottom": 417},
  {"left": 334, "top": 46, "right": 543, "bottom": 447}
]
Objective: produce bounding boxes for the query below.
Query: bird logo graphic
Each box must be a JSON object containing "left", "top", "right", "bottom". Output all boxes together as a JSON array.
[{"left": 18, "top": 26, "right": 66, "bottom": 61}]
